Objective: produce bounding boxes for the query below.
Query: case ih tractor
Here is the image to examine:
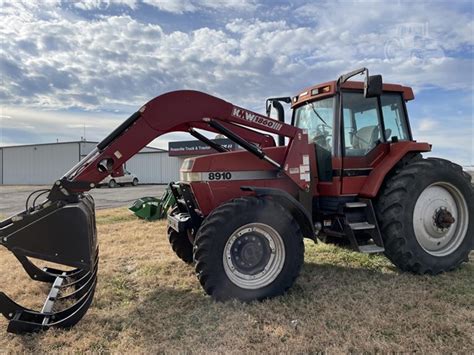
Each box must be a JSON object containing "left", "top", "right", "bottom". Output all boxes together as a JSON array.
[{"left": 1, "top": 68, "right": 472, "bottom": 333}]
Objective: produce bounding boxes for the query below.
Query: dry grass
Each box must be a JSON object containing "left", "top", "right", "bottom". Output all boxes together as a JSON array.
[{"left": 1, "top": 207, "right": 473, "bottom": 353}]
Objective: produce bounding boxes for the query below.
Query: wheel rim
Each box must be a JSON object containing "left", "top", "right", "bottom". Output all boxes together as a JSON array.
[
  {"left": 223, "top": 223, "right": 285, "bottom": 289},
  {"left": 413, "top": 182, "right": 469, "bottom": 256}
]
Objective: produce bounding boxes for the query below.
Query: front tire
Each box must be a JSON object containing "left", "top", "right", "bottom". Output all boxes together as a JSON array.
[
  {"left": 167, "top": 227, "right": 194, "bottom": 264},
  {"left": 194, "top": 197, "right": 304, "bottom": 301},
  {"left": 376, "top": 158, "right": 473, "bottom": 274},
  {"left": 108, "top": 179, "right": 117, "bottom": 188},
  {"left": 167, "top": 207, "right": 194, "bottom": 264}
]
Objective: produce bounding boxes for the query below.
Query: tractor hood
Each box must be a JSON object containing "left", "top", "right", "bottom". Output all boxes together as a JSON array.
[{"left": 179, "top": 146, "right": 287, "bottom": 183}]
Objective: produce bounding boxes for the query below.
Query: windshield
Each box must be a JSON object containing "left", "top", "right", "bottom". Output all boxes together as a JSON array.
[{"left": 294, "top": 97, "right": 334, "bottom": 151}]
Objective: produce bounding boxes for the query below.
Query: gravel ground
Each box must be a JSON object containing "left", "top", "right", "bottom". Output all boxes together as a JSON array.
[{"left": 0, "top": 184, "right": 167, "bottom": 217}]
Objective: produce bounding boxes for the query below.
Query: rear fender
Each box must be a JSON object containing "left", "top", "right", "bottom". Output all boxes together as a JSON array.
[
  {"left": 241, "top": 186, "right": 315, "bottom": 240},
  {"left": 360, "top": 142, "right": 431, "bottom": 197}
]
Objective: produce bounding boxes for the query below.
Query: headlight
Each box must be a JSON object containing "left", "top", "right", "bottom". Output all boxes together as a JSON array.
[
  {"left": 180, "top": 172, "right": 202, "bottom": 182},
  {"left": 181, "top": 158, "right": 195, "bottom": 171}
]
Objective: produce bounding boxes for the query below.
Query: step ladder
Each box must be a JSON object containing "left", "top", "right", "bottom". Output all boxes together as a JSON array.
[{"left": 342, "top": 199, "right": 385, "bottom": 254}]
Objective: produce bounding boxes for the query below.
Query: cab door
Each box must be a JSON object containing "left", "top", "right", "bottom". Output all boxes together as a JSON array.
[
  {"left": 341, "top": 91, "right": 388, "bottom": 194},
  {"left": 341, "top": 91, "right": 412, "bottom": 194}
]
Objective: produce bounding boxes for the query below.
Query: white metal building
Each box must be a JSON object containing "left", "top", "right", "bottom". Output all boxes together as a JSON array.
[{"left": 0, "top": 141, "right": 184, "bottom": 185}]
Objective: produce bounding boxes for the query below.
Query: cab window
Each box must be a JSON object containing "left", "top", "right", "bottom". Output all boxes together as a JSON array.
[
  {"left": 380, "top": 93, "right": 410, "bottom": 141},
  {"left": 294, "top": 97, "right": 334, "bottom": 152},
  {"left": 343, "top": 92, "right": 381, "bottom": 156},
  {"left": 294, "top": 97, "right": 335, "bottom": 181}
]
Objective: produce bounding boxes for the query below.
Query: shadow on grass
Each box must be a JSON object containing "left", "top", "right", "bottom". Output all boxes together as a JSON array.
[
  {"left": 100, "top": 259, "right": 473, "bottom": 349},
  {"left": 6, "top": 256, "right": 472, "bottom": 352}
]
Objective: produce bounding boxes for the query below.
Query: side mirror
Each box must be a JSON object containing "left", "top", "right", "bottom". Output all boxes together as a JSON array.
[{"left": 364, "top": 75, "right": 383, "bottom": 98}]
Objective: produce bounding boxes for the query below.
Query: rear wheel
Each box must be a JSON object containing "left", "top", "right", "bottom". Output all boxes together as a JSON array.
[
  {"left": 132, "top": 178, "right": 139, "bottom": 186},
  {"left": 376, "top": 158, "right": 473, "bottom": 274},
  {"left": 194, "top": 197, "right": 304, "bottom": 301},
  {"left": 108, "top": 179, "right": 117, "bottom": 188}
]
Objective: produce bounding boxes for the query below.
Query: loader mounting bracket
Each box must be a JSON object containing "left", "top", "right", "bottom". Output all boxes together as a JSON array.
[{"left": 47, "top": 179, "right": 93, "bottom": 202}]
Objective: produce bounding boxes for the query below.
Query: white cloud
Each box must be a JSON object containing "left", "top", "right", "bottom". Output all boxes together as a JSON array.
[
  {"left": 143, "top": 0, "right": 257, "bottom": 13},
  {"left": 70, "top": 0, "right": 257, "bottom": 13},
  {"left": 0, "top": 0, "right": 472, "bottom": 165},
  {"left": 142, "top": 0, "right": 196, "bottom": 13},
  {"left": 417, "top": 118, "right": 438, "bottom": 132},
  {"left": 1, "top": 1, "right": 472, "bottom": 112},
  {"left": 415, "top": 122, "right": 473, "bottom": 166}
]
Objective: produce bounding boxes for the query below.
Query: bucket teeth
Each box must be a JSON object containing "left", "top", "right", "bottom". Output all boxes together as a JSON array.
[{"left": 0, "top": 249, "right": 99, "bottom": 334}]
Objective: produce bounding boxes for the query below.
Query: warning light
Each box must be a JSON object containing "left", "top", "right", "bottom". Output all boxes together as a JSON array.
[{"left": 311, "top": 85, "right": 331, "bottom": 96}]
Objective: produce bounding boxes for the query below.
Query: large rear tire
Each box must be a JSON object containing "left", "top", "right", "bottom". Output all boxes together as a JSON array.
[
  {"left": 376, "top": 157, "right": 473, "bottom": 274},
  {"left": 194, "top": 197, "right": 304, "bottom": 301}
]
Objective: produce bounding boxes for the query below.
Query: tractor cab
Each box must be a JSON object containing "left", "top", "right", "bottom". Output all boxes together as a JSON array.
[{"left": 291, "top": 69, "right": 417, "bottom": 196}]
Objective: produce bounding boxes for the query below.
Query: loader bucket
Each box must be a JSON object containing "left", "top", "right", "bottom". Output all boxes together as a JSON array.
[
  {"left": 0, "top": 194, "right": 98, "bottom": 333},
  {"left": 129, "top": 196, "right": 162, "bottom": 220},
  {"left": 129, "top": 187, "right": 176, "bottom": 221}
]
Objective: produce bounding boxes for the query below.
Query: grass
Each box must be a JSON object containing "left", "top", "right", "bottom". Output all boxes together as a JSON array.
[{"left": 1, "top": 207, "right": 473, "bottom": 353}]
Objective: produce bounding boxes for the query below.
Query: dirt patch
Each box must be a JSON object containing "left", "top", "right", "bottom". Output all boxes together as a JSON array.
[{"left": 1, "top": 207, "right": 472, "bottom": 352}]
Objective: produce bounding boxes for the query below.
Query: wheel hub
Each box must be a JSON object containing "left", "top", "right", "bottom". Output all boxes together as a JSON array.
[
  {"left": 230, "top": 234, "right": 271, "bottom": 275},
  {"left": 433, "top": 207, "right": 455, "bottom": 230},
  {"left": 413, "top": 182, "right": 468, "bottom": 256},
  {"left": 223, "top": 223, "right": 285, "bottom": 290}
]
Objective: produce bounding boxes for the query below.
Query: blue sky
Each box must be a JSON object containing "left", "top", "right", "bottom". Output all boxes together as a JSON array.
[{"left": 0, "top": 0, "right": 472, "bottom": 166}]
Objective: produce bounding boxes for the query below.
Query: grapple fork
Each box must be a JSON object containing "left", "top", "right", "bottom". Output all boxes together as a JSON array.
[{"left": 0, "top": 194, "right": 98, "bottom": 333}]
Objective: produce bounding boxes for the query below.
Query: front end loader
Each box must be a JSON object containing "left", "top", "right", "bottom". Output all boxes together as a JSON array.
[{"left": 1, "top": 68, "right": 472, "bottom": 333}]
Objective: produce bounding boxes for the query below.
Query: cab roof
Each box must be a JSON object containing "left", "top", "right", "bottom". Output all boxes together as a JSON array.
[{"left": 291, "top": 80, "right": 414, "bottom": 109}]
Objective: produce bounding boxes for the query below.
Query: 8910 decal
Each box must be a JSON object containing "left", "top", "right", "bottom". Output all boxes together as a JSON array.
[{"left": 207, "top": 172, "right": 232, "bottom": 180}]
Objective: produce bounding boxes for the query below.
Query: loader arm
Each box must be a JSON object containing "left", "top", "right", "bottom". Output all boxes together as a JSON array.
[{"left": 53, "top": 90, "right": 311, "bottom": 198}]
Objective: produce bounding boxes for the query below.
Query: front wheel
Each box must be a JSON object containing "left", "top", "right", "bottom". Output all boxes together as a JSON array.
[
  {"left": 108, "top": 179, "right": 117, "bottom": 188},
  {"left": 376, "top": 158, "right": 473, "bottom": 274},
  {"left": 194, "top": 197, "right": 304, "bottom": 301},
  {"left": 168, "top": 227, "right": 194, "bottom": 264}
]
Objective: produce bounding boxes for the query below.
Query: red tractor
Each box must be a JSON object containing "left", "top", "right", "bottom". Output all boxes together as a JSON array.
[{"left": 1, "top": 68, "right": 472, "bottom": 333}]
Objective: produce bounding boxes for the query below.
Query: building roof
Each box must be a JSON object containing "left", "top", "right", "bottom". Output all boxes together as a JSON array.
[{"left": 0, "top": 140, "right": 167, "bottom": 153}]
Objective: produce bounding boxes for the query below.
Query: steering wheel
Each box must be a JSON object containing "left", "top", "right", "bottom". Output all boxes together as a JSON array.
[{"left": 314, "top": 124, "right": 331, "bottom": 150}]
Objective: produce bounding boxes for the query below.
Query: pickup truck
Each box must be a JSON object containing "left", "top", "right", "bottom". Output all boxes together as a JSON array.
[{"left": 100, "top": 169, "right": 139, "bottom": 188}]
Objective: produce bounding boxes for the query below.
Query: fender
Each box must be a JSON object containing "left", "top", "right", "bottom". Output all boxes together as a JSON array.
[
  {"left": 241, "top": 186, "right": 315, "bottom": 241},
  {"left": 360, "top": 141, "right": 431, "bottom": 197}
]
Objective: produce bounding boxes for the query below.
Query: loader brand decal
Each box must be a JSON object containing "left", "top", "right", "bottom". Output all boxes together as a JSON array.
[{"left": 231, "top": 107, "right": 283, "bottom": 131}]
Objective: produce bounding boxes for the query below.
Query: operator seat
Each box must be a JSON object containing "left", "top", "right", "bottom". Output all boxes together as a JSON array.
[{"left": 352, "top": 125, "right": 379, "bottom": 150}]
